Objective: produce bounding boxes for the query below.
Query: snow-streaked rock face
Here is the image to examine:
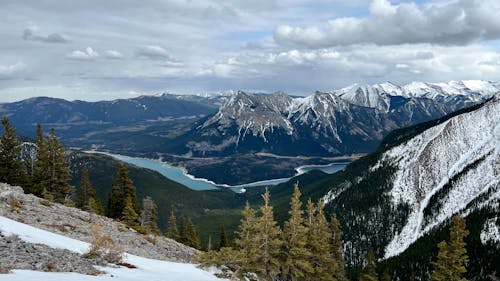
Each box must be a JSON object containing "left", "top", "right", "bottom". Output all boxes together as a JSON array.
[
  {"left": 192, "top": 80, "right": 497, "bottom": 157},
  {"left": 379, "top": 97, "right": 500, "bottom": 258}
]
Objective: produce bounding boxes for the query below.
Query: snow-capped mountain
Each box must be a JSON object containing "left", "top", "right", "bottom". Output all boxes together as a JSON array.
[
  {"left": 184, "top": 91, "right": 395, "bottom": 156},
  {"left": 183, "top": 80, "right": 497, "bottom": 157},
  {"left": 335, "top": 80, "right": 499, "bottom": 112}
]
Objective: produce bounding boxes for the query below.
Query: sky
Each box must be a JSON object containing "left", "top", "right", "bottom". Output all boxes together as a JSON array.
[{"left": 0, "top": 0, "right": 499, "bottom": 102}]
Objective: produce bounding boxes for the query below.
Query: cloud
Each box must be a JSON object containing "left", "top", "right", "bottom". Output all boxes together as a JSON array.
[
  {"left": 0, "top": 62, "right": 25, "bottom": 76},
  {"left": 104, "top": 50, "right": 124, "bottom": 59},
  {"left": 22, "top": 28, "right": 68, "bottom": 44},
  {"left": 274, "top": 0, "right": 500, "bottom": 48},
  {"left": 67, "top": 47, "right": 99, "bottom": 60},
  {"left": 135, "top": 45, "right": 175, "bottom": 61}
]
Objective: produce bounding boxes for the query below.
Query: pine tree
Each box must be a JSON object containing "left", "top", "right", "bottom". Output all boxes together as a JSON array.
[
  {"left": 121, "top": 196, "right": 139, "bottom": 228},
  {"left": 166, "top": 207, "right": 179, "bottom": 240},
  {"left": 185, "top": 217, "right": 201, "bottom": 249},
  {"left": 305, "top": 200, "right": 335, "bottom": 281},
  {"left": 330, "top": 213, "right": 348, "bottom": 281},
  {"left": 179, "top": 216, "right": 187, "bottom": 243},
  {"left": 381, "top": 268, "right": 391, "bottom": 281},
  {"left": 139, "top": 196, "right": 159, "bottom": 234},
  {"left": 32, "top": 123, "right": 50, "bottom": 197},
  {"left": 234, "top": 201, "right": 258, "bottom": 274},
  {"left": 0, "top": 117, "right": 26, "bottom": 187},
  {"left": 219, "top": 224, "right": 228, "bottom": 249},
  {"left": 76, "top": 166, "right": 103, "bottom": 215},
  {"left": 359, "top": 250, "right": 378, "bottom": 281},
  {"left": 106, "top": 164, "right": 139, "bottom": 219},
  {"left": 283, "top": 183, "right": 313, "bottom": 281},
  {"left": 431, "top": 215, "right": 469, "bottom": 281},
  {"left": 253, "top": 188, "right": 282, "bottom": 281},
  {"left": 45, "top": 128, "right": 72, "bottom": 203}
]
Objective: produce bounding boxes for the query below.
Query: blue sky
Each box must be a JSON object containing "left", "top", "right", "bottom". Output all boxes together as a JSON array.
[{"left": 0, "top": 0, "right": 499, "bottom": 102}]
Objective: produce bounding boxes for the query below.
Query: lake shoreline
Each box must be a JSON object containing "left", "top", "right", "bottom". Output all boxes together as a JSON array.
[{"left": 84, "top": 150, "right": 348, "bottom": 192}]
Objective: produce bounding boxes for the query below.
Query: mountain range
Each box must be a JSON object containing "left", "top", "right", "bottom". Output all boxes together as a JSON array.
[
  {"left": 181, "top": 80, "right": 499, "bottom": 157},
  {"left": 2, "top": 80, "right": 499, "bottom": 184}
]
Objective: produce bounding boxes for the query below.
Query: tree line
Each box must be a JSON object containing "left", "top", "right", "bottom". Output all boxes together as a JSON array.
[{"left": 195, "top": 184, "right": 470, "bottom": 281}]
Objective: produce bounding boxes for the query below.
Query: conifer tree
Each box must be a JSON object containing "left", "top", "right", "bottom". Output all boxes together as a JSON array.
[
  {"left": 166, "top": 207, "right": 179, "bottom": 240},
  {"left": 219, "top": 224, "right": 228, "bottom": 249},
  {"left": 76, "top": 166, "right": 104, "bottom": 215},
  {"left": 179, "top": 216, "right": 187, "bottom": 243},
  {"left": 32, "top": 123, "right": 50, "bottom": 197},
  {"left": 46, "top": 128, "right": 72, "bottom": 203},
  {"left": 121, "top": 196, "right": 139, "bottom": 228},
  {"left": 139, "top": 196, "right": 159, "bottom": 234},
  {"left": 381, "top": 268, "right": 391, "bottom": 281},
  {"left": 305, "top": 200, "right": 335, "bottom": 281},
  {"left": 283, "top": 184, "right": 312, "bottom": 281},
  {"left": 0, "top": 117, "right": 26, "bottom": 187},
  {"left": 359, "top": 250, "right": 379, "bottom": 281},
  {"left": 253, "top": 188, "right": 282, "bottom": 281},
  {"left": 234, "top": 202, "right": 258, "bottom": 274},
  {"left": 106, "top": 164, "right": 139, "bottom": 219},
  {"left": 431, "top": 215, "right": 469, "bottom": 281},
  {"left": 185, "top": 217, "right": 201, "bottom": 249},
  {"left": 330, "top": 213, "right": 348, "bottom": 281}
]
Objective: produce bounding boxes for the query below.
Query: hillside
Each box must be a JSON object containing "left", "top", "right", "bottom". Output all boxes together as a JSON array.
[
  {"left": 0, "top": 183, "right": 224, "bottom": 280},
  {"left": 302, "top": 96, "right": 500, "bottom": 279}
]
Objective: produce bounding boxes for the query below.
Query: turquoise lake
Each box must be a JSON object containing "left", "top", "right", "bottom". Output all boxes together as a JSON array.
[{"left": 97, "top": 152, "right": 346, "bottom": 193}]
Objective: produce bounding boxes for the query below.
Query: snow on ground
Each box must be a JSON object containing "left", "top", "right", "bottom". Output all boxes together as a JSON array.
[
  {"left": 0, "top": 216, "right": 224, "bottom": 281},
  {"left": 480, "top": 217, "right": 500, "bottom": 245}
]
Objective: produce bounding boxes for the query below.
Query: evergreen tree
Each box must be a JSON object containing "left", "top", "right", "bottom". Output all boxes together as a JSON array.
[
  {"left": 106, "top": 165, "right": 139, "bottom": 218},
  {"left": 234, "top": 201, "right": 258, "bottom": 274},
  {"left": 32, "top": 123, "right": 49, "bottom": 197},
  {"left": 431, "top": 215, "right": 469, "bottom": 281},
  {"left": 185, "top": 217, "right": 201, "bottom": 249},
  {"left": 330, "top": 213, "right": 348, "bottom": 281},
  {"left": 179, "top": 216, "right": 187, "bottom": 243},
  {"left": 76, "top": 166, "right": 103, "bottom": 215},
  {"left": 283, "top": 183, "right": 313, "bottom": 281},
  {"left": 218, "top": 224, "right": 228, "bottom": 249},
  {"left": 381, "top": 268, "right": 391, "bottom": 281},
  {"left": 46, "top": 128, "right": 72, "bottom": 203},
  {"left": 139, "top": 196, "right": 159, "bottom": 234},
  {"left": 166, "top": 207, "right": 179, "bottom": 240},
  {"left": 121, "top": 196, "right": 139, "bottom": 228},
  {"left": 359, "top": 250, "right": 378, "bottom": 281},
  {"left": 253, "top": 188, "right": 282, "bottom": 281},
  {"left": 0, "top": 117, "right": 26, "bottom": 187},
  {"left": 305, "top": 200, "right": 335, "bottom": 281}
]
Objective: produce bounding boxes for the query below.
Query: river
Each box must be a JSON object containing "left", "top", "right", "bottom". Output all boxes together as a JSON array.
[{"left": 90, "top": 152, "right": 346, "bottom": 193}]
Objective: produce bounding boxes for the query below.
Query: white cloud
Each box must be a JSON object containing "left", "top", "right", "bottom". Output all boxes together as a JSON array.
[
  {"left": 67, "top": 47, "right": 100, "bottom": 61},
  {"left": 135, "top": 45, "right": 175, "bottom": 61},
  {"left": 0, "top": 62, "right": 26, "bottom": 76},
  {"left": 104, "top": 50, "right": 124, "bottom": 59},
  {"left": 274, "top": 0, "right": 500, "bottom": 48}
]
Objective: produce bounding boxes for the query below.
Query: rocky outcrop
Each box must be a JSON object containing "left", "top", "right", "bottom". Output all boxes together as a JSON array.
[
  {"left": 0, "top": 233, "right": 100, "bottom": 275},
  {"left": 0, "top": 183, "right": 199, "bottom": 267}
]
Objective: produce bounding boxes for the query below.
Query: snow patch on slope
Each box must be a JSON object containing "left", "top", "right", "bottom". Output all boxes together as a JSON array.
[
  {"left": 480, "top": 217, "right": 500, "bottom": 245},
  {"left": 0, "top": 216, "right": 223, "bottom": 281}
]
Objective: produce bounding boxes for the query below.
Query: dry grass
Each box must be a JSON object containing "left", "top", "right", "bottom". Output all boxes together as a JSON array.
[{"left": 85, "top": 223, "right": 124, "bottom": 264}]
